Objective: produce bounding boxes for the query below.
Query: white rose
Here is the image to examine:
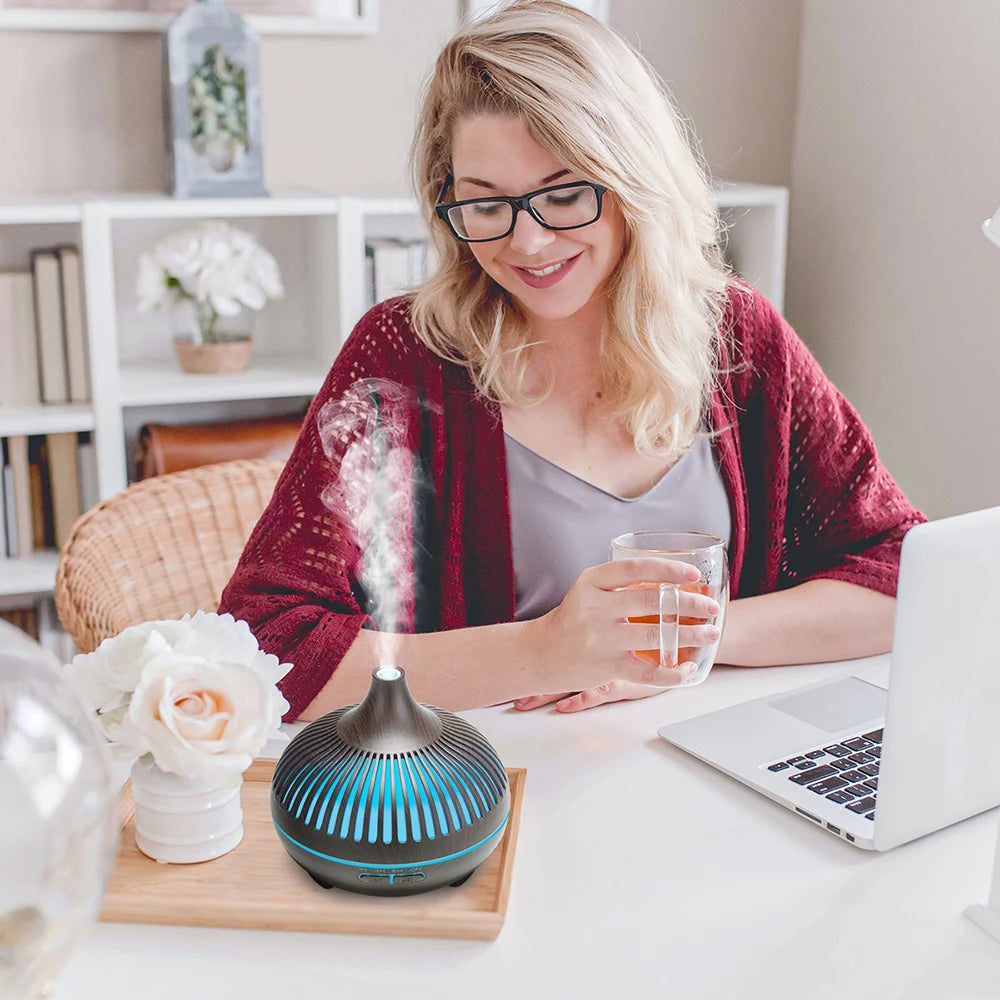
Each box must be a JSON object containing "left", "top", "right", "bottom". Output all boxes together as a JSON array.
[
  {"left": 128, "top": 653, "right": 289, "bottom": 785},
  {"left": 153, "top": 229, "right": 207, "bottom": 296},
  {"left": 246, "top": 246, "right": 284, "bottom": 300},
  {"left": 176, "top": 612, "right": 290, "bottom": 691},
  {"left": 135, "top": 253, "right": 175, "bottom": 313},
  {"left": 65, "top": 619, "right": 192, "bottom": 715},
  {"left": 195, "top": 256, "right": 257, "bottom": 315}
]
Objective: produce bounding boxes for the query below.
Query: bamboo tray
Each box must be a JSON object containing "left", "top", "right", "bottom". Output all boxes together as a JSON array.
[{"left": 101, "top": 759, "right": 526, "bottom": 941}]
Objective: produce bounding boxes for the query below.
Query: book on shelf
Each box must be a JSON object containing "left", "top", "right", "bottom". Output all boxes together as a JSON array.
[
  {"left": 27, "top": 446, "right": 47, "bottom": 551},
  {"left": 365, "top": 236, "right": 431, "bottom": 309},
  {"left": 1, "top": 457, "right": 15, "bottom": 559},
  {"left": 6, "top": 434, "right": 33, "bottom": 558},
  {"left": 56, "top": 245, "right": 91, "bottom": 404},
  {"left": 76, "top": 433, "right": 99, "bottom": 513},
  {"left": 31, "top": 250, "right": 69, "bottom": 405},
  {"left": 46, "top": 432, "right": 81, "bottom": 547},
  {"left": 0, "top": 271, "right": 40, "bottom": 407}
]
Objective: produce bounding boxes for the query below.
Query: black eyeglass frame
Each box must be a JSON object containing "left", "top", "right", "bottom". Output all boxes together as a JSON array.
[{"left": 434, "top": 177, "right": 609, "bottom": 243}]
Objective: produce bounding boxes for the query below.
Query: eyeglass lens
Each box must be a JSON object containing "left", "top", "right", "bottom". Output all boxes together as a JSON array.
[{"left": 446, "top": 184, "right": 599, "bottom": 240}]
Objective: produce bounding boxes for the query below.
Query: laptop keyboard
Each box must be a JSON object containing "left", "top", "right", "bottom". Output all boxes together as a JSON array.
[{"left": 763, "top": 729, "right": 883, "bottom": 821}]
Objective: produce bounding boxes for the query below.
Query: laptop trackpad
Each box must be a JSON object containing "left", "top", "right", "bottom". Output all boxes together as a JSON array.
[{"left": 770, "top": 677, "right": 887, "bottom": 734}]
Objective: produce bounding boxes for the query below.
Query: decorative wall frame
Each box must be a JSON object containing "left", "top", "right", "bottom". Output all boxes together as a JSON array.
[
  {"left": 0, "top": 0, "right": 377, "bottom": 35},
  {"left": 164, "top": 0, "right": 266, "bottom": 198},
  {"left": 465, "top": 0, "right": 608, "bottom": 24}
]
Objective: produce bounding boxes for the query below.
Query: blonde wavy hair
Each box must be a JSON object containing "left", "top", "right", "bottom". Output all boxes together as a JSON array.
[{"left": 409, "top": 0, "right": 732, "bottom": 461}]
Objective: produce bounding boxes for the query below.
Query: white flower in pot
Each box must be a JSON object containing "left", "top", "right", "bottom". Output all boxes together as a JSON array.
[
  {"left": 136, "top": 221, "right": 284, "bottom": 373},
  {"left": 65, "top": 611, "right": 293, "bottom": 863}
]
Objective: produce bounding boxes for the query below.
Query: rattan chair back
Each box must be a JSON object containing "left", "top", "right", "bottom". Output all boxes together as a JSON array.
[{"left": 55, "top": 459, "right": 283, "bottom": 654}]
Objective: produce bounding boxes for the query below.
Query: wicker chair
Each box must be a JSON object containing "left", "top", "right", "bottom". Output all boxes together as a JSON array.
[{"left": 55, "top": 459, "right": 283, "bottom": 654}]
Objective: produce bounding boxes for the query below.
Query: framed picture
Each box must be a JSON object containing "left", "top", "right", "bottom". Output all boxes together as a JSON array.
[
  {"left": 465, "top": 0, "right": 608, "bottom": 24},
  {"left": 164, "top": 1, "right": 266, "bottom": 197},
  {"left": 0, "top": 0, "right": 377, "bottom": 35}
]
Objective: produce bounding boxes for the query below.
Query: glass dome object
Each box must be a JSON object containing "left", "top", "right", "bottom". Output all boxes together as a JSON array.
[{"left": 0, "top": 640, "right": 119, "bottom": 999}]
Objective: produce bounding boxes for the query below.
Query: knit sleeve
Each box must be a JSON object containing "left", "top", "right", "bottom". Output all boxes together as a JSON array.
[
  {"left": 218, "top": 300, "right": 418, "bottom": 720},
  {"left": 743, "top": 292, "right": 925, "bottom": 596}
]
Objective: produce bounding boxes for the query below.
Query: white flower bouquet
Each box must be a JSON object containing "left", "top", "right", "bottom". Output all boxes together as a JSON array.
[
  {"left": 65, "top": 611, "right": 292, "bottom": 787},
  {"left": 136, "top": 221, "right": 284, "bottom": 344}
]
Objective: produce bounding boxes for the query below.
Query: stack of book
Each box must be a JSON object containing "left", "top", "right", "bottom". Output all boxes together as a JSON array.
[
  {"left": 364, "top": 236, "right": 433, "bottom": 309},
  {"left": 0, "top": 431, "right": 98, "bottom": 558},
  {"left": 0, "top": 244, "right": 91, "bottom": 407}
]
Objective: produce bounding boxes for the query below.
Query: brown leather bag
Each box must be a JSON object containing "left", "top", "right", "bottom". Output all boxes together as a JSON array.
[{"left": 134, "top": 412, "right": 305, "bottom": 480}]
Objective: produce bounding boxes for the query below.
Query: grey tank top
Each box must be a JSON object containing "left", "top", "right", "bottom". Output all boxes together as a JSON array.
[{"left": 505, "top": 433, "right": 731, "bottom": 621}]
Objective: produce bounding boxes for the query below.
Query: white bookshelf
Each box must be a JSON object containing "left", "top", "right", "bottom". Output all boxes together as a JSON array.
[
  {"left": 0, "top": 0, "right": 377, "bottom": 35},
  {"left": 714, "top": 181, "right": 789, "bottom": 312},
  {"left": 0, "top": 182, "right": 788, "bottom": 600}
]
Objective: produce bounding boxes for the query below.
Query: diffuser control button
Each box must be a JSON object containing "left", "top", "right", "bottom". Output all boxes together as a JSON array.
[
  {"left": 394, "top": 872, "right": 426, "bottom": 885},
  {"left": 357, "top": 873, "right": 391, "bottom": 885}
]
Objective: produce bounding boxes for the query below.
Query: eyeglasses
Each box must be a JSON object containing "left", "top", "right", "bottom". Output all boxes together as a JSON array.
[{"left": 434, "top": 178, "right": 608, "bottom": 243}]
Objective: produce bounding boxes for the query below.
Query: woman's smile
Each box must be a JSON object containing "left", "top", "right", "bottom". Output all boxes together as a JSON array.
[{"left": 508, "top": 251, "right": 583, "bottom": 288}]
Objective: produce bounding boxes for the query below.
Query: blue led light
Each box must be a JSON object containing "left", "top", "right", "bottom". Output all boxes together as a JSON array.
[
  {"left": 274, "top": 812, "right": 510, "bottom": 870},
  {"left": 421, "top": 752, "right": 466, "bottom": 828},
  {"left": 357, "top": 756, "right": 379, "bottom": 843},
  {"left": 401, "top": 754, "right": 431, "bottom": 840},
  {"left": 324, "top": 753, "right": 366, "bottom": 836},
  {"left": 340, "top": 755, "right": 373, "bottom": 840},
  {"left": 391, "top": 756, "right": 406, "bottom": 844},
  {"left": 410, "top": 752, "right": 448, "bottom": 836}
]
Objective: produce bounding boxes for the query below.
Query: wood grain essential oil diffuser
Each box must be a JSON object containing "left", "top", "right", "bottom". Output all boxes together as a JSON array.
[{"left": 271, "top": 667, "right": 510, "bottom": 897}]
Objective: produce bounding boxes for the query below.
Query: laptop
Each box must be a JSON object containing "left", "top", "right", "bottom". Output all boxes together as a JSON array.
[{"left": 657, "top": 505, "right": 1000, "bottom": 851}]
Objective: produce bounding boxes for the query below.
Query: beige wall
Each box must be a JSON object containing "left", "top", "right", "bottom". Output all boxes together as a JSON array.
[
  {"left": 610, "top": 0, "right": 802, "bottom": 186},
  {"left": 0, "top": 0, "right": 460, "bottom": 197},
  {"left": 786, "top": 0, "right": 1000, "bottom": 518},
  {"left": 0, "top": 0, "right": 801, "bottom": 197}
]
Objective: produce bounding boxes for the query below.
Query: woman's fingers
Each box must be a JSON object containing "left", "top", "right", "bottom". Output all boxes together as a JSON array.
[
  {"left": 512, "top": 692, "right": 574, "bottom": 711},
  {"left": 621, "top": 620, "right": 721, "bottom": 651},
  {"left": 554, "top": 680, "right": 674, "bottom": 713},
  {"left": 607, "top": 587, "right": 721, "bottom": 621},
  {"left": 584, "top": 557, "right": 701, "bottom": 591}
]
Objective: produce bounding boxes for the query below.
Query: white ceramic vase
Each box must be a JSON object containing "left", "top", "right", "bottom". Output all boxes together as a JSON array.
[{"left": 129, "top": 757, "right": 243, "bottom": 865}]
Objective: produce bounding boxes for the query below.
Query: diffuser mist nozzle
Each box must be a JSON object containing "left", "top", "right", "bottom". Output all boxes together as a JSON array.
[{"left": 337, "top": 666, "right": 443, "bottom": 754}]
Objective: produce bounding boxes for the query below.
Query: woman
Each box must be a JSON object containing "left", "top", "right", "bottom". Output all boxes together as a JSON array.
[{"left": 219, "top": 0, "right": 923, "bottom": 721}]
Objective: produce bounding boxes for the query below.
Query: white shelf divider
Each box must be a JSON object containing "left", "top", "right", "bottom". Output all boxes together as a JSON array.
[
  {"left": 118, "top": 358, "right": 326, "bottom": 407},
  {"left": 94, "top": 193, "right": 341, "bottom": 221},
  {"left": 0, "top": 405, "right": 95, "bottom": 437},
  {"left": 0, "top": 552, "right": 60, "bottom": 599}
]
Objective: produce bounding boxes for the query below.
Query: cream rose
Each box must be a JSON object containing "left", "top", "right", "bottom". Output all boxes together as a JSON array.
[
  {"left": 65, "top": 612, "right": 292, "bottom": 782},
  {"left": 128, "top": 652, "right": 288, "bottom": 785},
  {"left": 65, "top": 618, "right": 193, "bottom": 717}
]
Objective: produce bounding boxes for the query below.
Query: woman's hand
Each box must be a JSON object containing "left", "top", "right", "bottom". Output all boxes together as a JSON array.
[
  {"left": 522, "top": 556, "right": 721, "bottom": 701},
  {"left": 513, "top": 680, "right": 675, "bottom": 713}
]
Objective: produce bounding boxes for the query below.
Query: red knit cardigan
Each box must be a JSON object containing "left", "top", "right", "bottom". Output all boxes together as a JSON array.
[{"left": 219, "top": 285, "right": 925, "bottom": 720}]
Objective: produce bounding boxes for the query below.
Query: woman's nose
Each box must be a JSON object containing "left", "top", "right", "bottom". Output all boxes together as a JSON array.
[{"left": 506, "top": 208, "right": 556, "bottom": 256}]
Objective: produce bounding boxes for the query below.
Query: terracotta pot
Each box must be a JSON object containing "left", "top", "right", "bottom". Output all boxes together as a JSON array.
[{"left": 173, "top": 336, "right": 253, "bottom": 375}]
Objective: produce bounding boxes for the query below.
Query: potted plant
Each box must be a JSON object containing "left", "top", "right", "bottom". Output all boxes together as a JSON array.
[{"left": 136, "top": 220, "right": 284, "bottom": 374}]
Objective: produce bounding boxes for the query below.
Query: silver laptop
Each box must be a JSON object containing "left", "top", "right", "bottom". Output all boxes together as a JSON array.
[{"left": 658, "top": 505, "right": 1000, "bottom": 851}]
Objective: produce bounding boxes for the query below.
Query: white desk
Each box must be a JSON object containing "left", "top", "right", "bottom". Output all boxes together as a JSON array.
[{"left": 57, "top": 657, "right": 1000, "bottom": 999}]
